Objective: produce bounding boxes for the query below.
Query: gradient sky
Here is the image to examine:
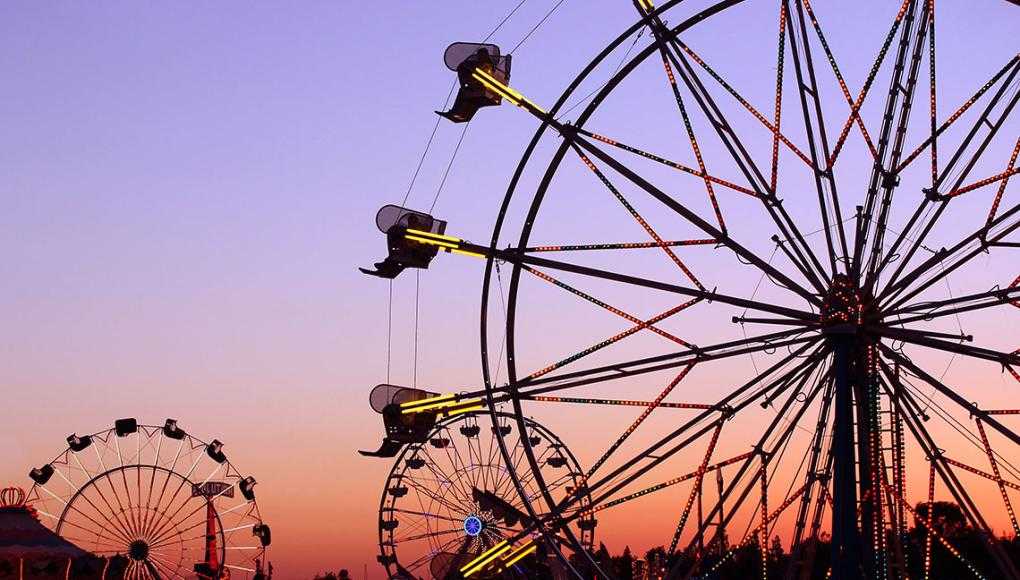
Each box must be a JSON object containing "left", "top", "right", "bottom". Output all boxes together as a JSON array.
[{"left": 2, "top": 2, "right": 1017, "bottom": 579}]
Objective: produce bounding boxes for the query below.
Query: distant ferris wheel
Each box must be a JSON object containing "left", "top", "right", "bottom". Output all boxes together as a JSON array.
[
  {"left": 371, "top": 402, "right": 594, "bottom": 579},
  {"left": 27, "top": 418, "right": 271, "bottom": 580}
]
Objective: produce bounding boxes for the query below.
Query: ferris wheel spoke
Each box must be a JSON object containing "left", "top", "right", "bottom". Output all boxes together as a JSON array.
[
  {"left": 521, "top": 264, "right": 695, "bottom": 346},
  {"left": 798, "top": 0, "right": 880, "bottom": 164},
  {"left": 783, "top": 0, "right": 853, "bottom": 274},
  {"left": 140, "top": 455, "right": 204, "bottom": 541},
  {"left": 880, "top": 201, "right": 1020, "bottom": 312},
  {"left": 897, "top": 55, "right": 1020, "bottom": 174},
  {"left": 568, "top": 142, "right": 707, "bottom": 289},
  {"left": 682, "top": 361, "right": 830, "bottom": 568},
  {"left": 986, "top": 137, "right": 1020, "bottom": 227},
  {"left": 665, "top": 420, "right": 723, "bottom": 556},
  {"left": 637, "top": 13, "right": 833, "bottom": 294},
  {"left": 881, "top": 345, "right": 1020, "bottom": 449},
  {"left": 858, "top": 0, "right": 932, "bottom": 287},
  {"left": 517, "top": 326, "right": 815, "bottom": 399},
  {"left": 827, "top": 0, "right": 911, "bottom": 168},
  {"left": 886, "top": 284, "right": 1020, "bottom": 322},
  {"left": 569, "top": 130, "right": 825, "bottom": 303},
  {"left": 879, "top": 326, "right": 1018, "bottom": 367},
  {"left": 522, "top": 297, "right": 701, "bottom": 382},
  {"left": 140, "top": 436, "right": 165, "bottom": 545},
  {"left": 86, "top": 466, "right": 140, "bottom": 539},
  {"left": 571, "top": 127, "right": 757, "bottom": 197},
  {"left": 644, "top": 35, "right": 730, "bottom": 235},
  {"left": 46, "top": 479, "right": 136, "bottom": 546},
  {"left": 509, "top": 248, "right": 816, "bottom": 319},
  {"left": 875, "top": 66, "right": 1020, "bottom": 298},
  {"left": 555, "top": 344, "right": 825, "bottom": 520},
  {"left": 389, "top": 507, "right": 464, "bottom": 524},
  {"left": 421, "top": 443, "right": 480, "bottom": 512},
  {"left": 145, "top": 553, "right": 183, "bottom": 580},
  {"left": 402, "top": 534, "right": 467, "bottom": 573},
  {"left": 440, "top": 430, "right": 481, "bottom": 507},
  {"left": 583, "top": 363, "right": 698, "bottom": 480},
  {"left": 404, "top": 470, "right": 475, "bottom": 516},
  {"left": 393, "top": 526, "right": 465, "bottom": 544},
  {"left": 144, "top": 463, "right": 232, "bottom": 544}
]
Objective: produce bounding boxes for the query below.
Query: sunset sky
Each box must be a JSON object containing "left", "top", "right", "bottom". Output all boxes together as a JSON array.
[{"left": 2, "top": 2, "right": 1018, "bottom": 579}]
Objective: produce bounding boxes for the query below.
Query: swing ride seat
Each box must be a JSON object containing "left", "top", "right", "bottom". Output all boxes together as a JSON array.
[
  {"left": 359, "top": 384, "right": 442, "bottom": 457},
  {"left": 360, "top": 205, "right": 447, "bottom": 279},
  {"left": 437, "top": 42, "right": 512, "bottom": 123}
]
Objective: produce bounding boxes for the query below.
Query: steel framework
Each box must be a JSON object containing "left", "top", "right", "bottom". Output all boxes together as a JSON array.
[{"left": 393, "top": 0, "right": 1019, "bottom": 578}]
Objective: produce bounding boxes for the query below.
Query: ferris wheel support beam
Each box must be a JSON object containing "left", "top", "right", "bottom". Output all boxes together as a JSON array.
[
  {"left": 828, "top": 334, "right": 865, "bottom": 580},
  {"left": 785, "top": 377, "right": 835, "bottom": 580},
  {"left": 877, "top": 363, "right": 1020, "bottom": 580}
]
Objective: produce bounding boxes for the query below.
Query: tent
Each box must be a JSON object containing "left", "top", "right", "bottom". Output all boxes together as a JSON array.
[{"left": 0, "top": 487, "right": 121, "bottom": 580}]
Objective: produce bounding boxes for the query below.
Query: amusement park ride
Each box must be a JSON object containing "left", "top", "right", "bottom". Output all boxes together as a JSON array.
[
  {"left": 26, "top": 419, "right": 271, "bottom": 580},
  {"left": 361, "top": 0, "right": 1020, "bottom": 579}
]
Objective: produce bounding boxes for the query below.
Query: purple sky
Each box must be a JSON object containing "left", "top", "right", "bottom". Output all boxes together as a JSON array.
[{"left": 2, "top": 2, "right": 1017, "bottom": 578}]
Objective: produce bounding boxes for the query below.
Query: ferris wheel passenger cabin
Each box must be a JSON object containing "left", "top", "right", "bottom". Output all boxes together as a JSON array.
[
  {"left": 436, "top": 42, "right": 511, "bottom": 123},
  {"left": 360, "top": 205, "right": 447, "bottom": 279},
  {"left": 359, "top": 384, "right": 442, "bottom": 458}
]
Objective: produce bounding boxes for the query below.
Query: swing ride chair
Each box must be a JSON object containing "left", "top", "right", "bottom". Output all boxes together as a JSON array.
[
  {"left": 437, "top": 42, "right": 512, "bottom": 124},
  {"left": 360, "top": 205, "right": 448, "bottom": 279},
  {"left": 359, "top": 384, "right": 443, "bottom": 458}
]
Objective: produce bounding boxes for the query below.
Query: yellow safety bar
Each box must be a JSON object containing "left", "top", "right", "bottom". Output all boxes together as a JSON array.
[
  {"left": 461, "top": 540, "right": 512, "bottom": 577},
  {"left": 471, "top": 68, "right": 547, "bottom": 115}
]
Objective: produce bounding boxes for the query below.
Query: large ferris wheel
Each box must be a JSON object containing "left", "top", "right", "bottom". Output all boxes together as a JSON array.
[{"left": 363, "top": 0, "right": 1019, "bottom": 578}]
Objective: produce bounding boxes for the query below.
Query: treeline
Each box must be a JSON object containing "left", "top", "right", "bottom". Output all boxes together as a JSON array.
[{"left": 575, "top": 501, "right": 1020, "bottom": 579}]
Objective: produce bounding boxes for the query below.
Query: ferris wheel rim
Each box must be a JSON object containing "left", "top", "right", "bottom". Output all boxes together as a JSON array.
[{"left": 479, "top": 1, "right": 749, "bottom": 575}]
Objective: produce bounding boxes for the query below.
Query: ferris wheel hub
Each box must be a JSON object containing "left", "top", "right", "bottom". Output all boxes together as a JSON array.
[
  {"left": 128, "top": 539, "right": 150, "bottom": 561},
  {"left": 463, "top": 515, "right": 484, "bottom": 537},
  {"left": 820, "top": 274, "right": 877, "bottom": 334}
]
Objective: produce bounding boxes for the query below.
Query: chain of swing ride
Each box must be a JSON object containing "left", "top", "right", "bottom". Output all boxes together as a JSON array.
[
  {"left": 386, "top": 0, "right": 1020, "bottom": 577},
  {"left": 383, "top": 0, "right": 576, "bottom": 389}
]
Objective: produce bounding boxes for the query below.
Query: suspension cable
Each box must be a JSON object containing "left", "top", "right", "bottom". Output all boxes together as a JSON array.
[
  {"left": 510, "top": 0, "right": 569, "bottom": 54},
  {"left": 429, "top": 123, "right": 470, "bottom": 213}
]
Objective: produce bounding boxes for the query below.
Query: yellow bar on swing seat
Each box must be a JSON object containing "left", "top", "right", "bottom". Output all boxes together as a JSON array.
[
  {"left": 403, "top": 228, "right": 461, "bottom": 241},
  {"left": 502, "top": 541, "right": 538, "bottom": 568},
  {"left": 461, "top": 540, "right": 511, "bottom": 576},
  {"left": 405, "top": 234, "right": 459, "bottom": 249},
  {"left": 400, "top": 393, "right": 456, "bottom": 413}
]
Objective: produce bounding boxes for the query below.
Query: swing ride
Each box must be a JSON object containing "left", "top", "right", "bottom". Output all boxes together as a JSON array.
[
  {"left": 27, "top": 418, "right": 271, "bottom": 580},
  {"left": 362, "top": 0, "right": 1019, "bottom": 578}
]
